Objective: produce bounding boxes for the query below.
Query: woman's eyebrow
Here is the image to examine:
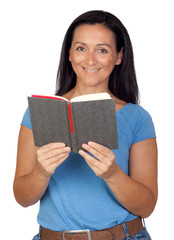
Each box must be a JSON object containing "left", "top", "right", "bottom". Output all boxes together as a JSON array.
[
  {"left": 74, "top": 42, "right": 86, "bottom": 46},
  {"left": 97, "top": 43, "right": 112, "bottom": 49},
  {"left": 74, "top": 42, "right": 112, "bottom": 48}
]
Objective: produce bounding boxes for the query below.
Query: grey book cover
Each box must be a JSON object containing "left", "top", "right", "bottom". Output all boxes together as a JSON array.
[{"left": 28, "top": 97, "right": 118, "bottom": 152}]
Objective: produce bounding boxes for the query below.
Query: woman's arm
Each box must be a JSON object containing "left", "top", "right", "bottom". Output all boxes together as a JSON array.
[
  {"left": 79, "top": 138, "right": 158, "bottom": 218},
  {"left": 13, "top": 125, "right": 71, "bottom": 207}
]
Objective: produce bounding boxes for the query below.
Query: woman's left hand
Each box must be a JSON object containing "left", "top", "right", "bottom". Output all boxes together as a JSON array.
[{"left": 79, "top": 141, "right": 118, "bottom": 180}]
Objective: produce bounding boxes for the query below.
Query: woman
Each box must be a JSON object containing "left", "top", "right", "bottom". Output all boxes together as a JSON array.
[{"left": 14, "top": 10, "right": 158, "bottom": 240}]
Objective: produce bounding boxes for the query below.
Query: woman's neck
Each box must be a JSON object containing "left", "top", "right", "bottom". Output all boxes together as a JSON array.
[
  {"left": 65, "top": 85, "right": 113, "bottom": 100},
  {"left": 62, "top": 85, "right": 127, "bottom": 112}
]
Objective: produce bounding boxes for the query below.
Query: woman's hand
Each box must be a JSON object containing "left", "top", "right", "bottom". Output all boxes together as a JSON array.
[
  {"left": 14, "top": 126, "right": 72, "bottom": 207},
  {"left": 79, "top": 141, "right": 118, "bottom": 180},
  {"left": 36, "top": 142, "right": 71, "bottom": 178},
  {"left": 79, "top": 139, "right": 158, "bottom": 218}
]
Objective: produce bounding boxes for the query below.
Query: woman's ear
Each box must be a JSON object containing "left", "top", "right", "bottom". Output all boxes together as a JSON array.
[{"left": 115, "top": 47, "right": 124, "bottom": 65}]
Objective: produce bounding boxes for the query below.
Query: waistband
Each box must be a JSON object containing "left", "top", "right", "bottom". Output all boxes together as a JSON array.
[{"left": 40, "top": 217, "right": 143, "bottom": 240}]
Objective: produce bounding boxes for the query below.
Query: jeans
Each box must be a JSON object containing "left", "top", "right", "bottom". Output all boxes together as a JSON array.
[
  {"left": 32, "top": 234, "right": 41, "bottom": 240},
  {"left": 122, "top": 227, "right": 151, "bottom": 240},
  {"left": 32, "top": 224, "right": 151, "bottom": 240}
]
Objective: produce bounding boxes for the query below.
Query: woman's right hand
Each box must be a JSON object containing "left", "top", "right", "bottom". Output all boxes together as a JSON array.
[
  {"left": 14, "top": 126, "right": 71, "bottom": 207},
  {"left": 36, "top": 142, "right": 71, "bottom": 178}
]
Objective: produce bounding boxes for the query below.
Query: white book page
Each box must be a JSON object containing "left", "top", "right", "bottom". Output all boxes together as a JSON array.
[
  {"left": 31, "top": 92, "right": 111, "bottom": 102},
  {"left": 71, "top": 92, "right": 111, "bottom": 102}
]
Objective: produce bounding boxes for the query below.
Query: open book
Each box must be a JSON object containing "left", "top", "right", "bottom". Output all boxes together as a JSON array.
[{"left": 28, "top": 92, "right": 118, "bottom": 152}]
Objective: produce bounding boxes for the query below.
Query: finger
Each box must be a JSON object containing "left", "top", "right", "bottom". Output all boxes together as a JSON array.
[
  {"left": 40, "top": 151, "right": 70, "bottom": 168},
  {"left": 79, "top": 149, "right": 104, "bottom": 169},
  {"left": 52, "top": 152, "right": 70, "bottom": 165},
  {"left": 44, "top": 153, "right": 69, "bottom": 176},
  {"left": 38, "top": 142, "right": 66, "bottom": 154},
  {"left": 39, "top": 146, "right": 71, "bottom": 161},
  {"left": 79, "top": 150, "right": 107, "bottom": 177},
  {"left": 39, "top": 152, "right": 70, "bottom": 170},
  {"left": 55, "top": 153, "right": 69, "bottom": 166},
  {"left": 82, "top": 143, "right": 104, "bottom": 161},
  {"left": 88, "top": 141, "right": 113, "bottom": 157}
]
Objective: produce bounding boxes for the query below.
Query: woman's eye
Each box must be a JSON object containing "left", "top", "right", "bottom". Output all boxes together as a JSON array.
[
  {"left": 98, "top": 49, "right": 108, "bottom": 54},
  {"left": 76, "top": 47, "right": 86, "bottom": 52}
]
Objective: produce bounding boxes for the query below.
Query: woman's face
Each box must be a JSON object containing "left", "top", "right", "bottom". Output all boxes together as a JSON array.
[{"left": 69, "top": 24, "right": 123, "bottom": 89}]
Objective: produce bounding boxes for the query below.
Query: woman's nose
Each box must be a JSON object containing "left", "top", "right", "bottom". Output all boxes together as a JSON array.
[{"left": 85, "top": 51, "right": 97, "bottom": 65}]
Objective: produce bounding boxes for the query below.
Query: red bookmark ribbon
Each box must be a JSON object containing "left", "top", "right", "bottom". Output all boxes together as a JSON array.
[{"left": 67, "top": 103, "right": 74, "bottom": 134}]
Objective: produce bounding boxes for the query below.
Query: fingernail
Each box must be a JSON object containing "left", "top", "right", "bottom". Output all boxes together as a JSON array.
[
  {"left": 79, "top": 150, "right": 83, "bottom": 155},
  {"left": 83, "top": 143, "right": 89, "bottom": 148},
  {"left": 60, "top": 143, "right": 66, "bottom": 147}
]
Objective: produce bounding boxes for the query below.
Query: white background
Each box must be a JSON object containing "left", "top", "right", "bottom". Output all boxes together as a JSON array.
[{"left": 0, "top": 0, "right": 173, "bottom": 239}]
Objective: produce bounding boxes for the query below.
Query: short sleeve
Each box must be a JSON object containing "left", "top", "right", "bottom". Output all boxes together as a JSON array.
[
  {"left": 132, "top": 107, "right": 156, "bottom": 144},
  {"left": 21, "top": 107, "right": 32, "bottom": 129}
]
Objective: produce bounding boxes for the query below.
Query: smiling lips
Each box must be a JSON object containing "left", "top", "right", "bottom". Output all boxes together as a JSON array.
[{"left": 82, "top": 67, "right": 101, "bottom": 73}]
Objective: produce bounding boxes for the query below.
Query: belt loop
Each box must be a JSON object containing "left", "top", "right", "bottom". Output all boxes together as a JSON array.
[
  {"left": 122, "top": 222, "right": 131, "bottom": 239},
  {"left": 39, "top": 226, "right": 42, "bottom": 238},
  {"left": 142, "top": 218, "right": 146, "bottom": 229}
]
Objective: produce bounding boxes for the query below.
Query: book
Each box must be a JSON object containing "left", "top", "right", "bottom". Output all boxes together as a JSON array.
[{"left": 28, "top": 92, "right": 118, "bottom": 153}]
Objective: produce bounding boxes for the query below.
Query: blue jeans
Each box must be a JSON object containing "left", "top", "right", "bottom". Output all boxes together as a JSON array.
[
  {"left": 32, "top": 224, "right": 151, "bottom": 240},
  {"left": 122, "top": 226, "right": 151, "bottom": 240}
]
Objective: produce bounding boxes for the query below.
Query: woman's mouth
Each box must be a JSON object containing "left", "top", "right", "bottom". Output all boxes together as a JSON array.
[{"left": 82, "top": 67, "right": 101, "bottom": 73}]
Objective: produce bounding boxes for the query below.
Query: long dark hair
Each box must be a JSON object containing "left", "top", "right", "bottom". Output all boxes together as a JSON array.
[{"left": 55, "top": 10, "right": 139, "bottom": 104}]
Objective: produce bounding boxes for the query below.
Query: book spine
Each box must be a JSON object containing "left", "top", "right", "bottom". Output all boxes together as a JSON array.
[
  {"left": 66, "top": 103, "right": 78, "bottom": 152},
  {"left": 67, "top": 103, "right": 74, "bottom": 134}
]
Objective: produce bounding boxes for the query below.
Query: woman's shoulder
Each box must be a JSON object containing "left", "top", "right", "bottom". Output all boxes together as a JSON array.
[
  {"left": 120, "top": 103, "right": 156, "bottom": 141},
  {"left": 21, "top": 107, "right": 32, "bottom": 129},
  {"left": 114, "top": 97, "right": 149, "bottom": 117},
  {"left": 125, "top": 103, "right": 152, "bottom": 119},
  {"left": 118, "top": 102, "right": 154, "bottom": 130}
]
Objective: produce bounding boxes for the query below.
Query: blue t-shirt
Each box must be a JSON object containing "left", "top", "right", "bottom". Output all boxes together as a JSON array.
[{"left": 21, "top": 103, "right": 156, "bottom": 231}]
